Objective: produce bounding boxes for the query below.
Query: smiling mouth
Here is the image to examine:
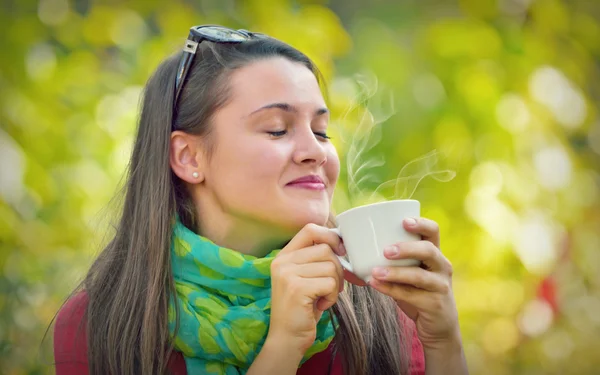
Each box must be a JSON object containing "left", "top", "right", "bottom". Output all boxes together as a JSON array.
[
  {"left": 286, "top": 175, "right": 326, "bottom": 191},
  {"left": 286, "top": 181, "right": 326, "bottom": 191}
]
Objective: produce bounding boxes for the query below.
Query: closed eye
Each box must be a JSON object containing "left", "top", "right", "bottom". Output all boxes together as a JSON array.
[
  {"left": 314, "top": 132, "right": 331, "bottom": 140},
  {"left": 267, "top": 130, "right": 331, "bottom": 140},
  {"left": 267, "top": 130, "right": 287, "bottom": 137}
]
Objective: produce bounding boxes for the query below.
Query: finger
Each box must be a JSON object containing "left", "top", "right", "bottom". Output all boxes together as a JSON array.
[
  {"left": 371, "top": 266, "right": 450, "bottom": 293},
  {"left": 287, "top": 244, "right": 340, "bottom": 266},
  {"left": 297, "top": 260, "right": 344, "bottom": 292},
  {"left": 369, "top": 279, "right": 428, "bottom": 307},
  {"left": 384, "top": 240, "right": 451, "bottom": 273},
  {"left": 283, "top": 223, "right": 344, "bottom": 255},
  {"left": 403, "top": 217, "right": 440, "bottom": 248},
  {"left": 296, "top": 261, "right": 342, "bottom": 279},
  {"left": 304, "top": 277, "right": 339, "bottom": 311},
  {"left": 297, "top": 247, "right": 344, "bottom": 292},
  {"left": 274, "top": 244, "right": 345, "bottom": 292}
]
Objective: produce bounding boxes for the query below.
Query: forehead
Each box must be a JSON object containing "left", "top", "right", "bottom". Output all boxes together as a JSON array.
[{"left": 226, "top": 57, "right": 325, "bottom": 113}]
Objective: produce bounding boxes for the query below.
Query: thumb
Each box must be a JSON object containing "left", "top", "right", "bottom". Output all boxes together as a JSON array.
[{"left": 313, "top": 301, "right": 325, "bottom": 319}]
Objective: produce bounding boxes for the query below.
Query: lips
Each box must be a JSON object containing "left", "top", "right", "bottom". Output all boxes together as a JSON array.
[
  {"left": 286, "top": 175, "right": 326, "bottom": 190},
  {"left": 287, "top": 175, "right": 325, "bottom": 185}
]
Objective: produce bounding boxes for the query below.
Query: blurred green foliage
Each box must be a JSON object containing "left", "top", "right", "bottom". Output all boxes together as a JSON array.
[{"left": 1, "top": 0, "right": 599, "bottom": 374}]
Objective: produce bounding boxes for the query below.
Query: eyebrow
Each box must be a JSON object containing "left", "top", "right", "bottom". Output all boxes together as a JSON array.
[{"left": 249, "top": 102, "right": 329, "bottom": 117}]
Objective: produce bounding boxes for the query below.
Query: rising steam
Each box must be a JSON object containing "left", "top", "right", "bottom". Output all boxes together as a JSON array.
[{"left": 332, "top": 73, "right": 456, "bottom": 206}]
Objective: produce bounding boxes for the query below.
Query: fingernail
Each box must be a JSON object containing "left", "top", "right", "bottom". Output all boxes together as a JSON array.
[
  {"left": 338, "top": 242, "right": 346, "bottom": 256},
  {"left": 404, "top": 217, "right": 417, "bottom": 227},
  {"left": 384, "top": 245, "right": 399, "bottom": 257},
  {"left": 373, "top": 267, "right": 388, "bottom": 277}
]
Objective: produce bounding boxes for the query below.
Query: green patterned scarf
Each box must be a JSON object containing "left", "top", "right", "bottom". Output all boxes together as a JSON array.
[{"left": 168, "top": 218, "right": 336, "bottom": 374}]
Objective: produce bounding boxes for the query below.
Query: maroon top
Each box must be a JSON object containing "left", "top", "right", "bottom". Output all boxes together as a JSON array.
[{"left": 54, "top": 293, "right": 425, "bottom": 374}]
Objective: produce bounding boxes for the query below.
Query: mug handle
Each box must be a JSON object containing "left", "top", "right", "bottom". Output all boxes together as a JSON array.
[{"left": 328, "top": 227, "right": 353, "bottom": 273}]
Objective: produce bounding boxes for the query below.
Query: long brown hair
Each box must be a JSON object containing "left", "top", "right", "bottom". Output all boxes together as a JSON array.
[{"left": 78, "top": 35, "right": 411, "bottom": 374}]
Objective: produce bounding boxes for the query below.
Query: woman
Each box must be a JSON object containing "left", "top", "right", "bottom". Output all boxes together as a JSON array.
[{"left": 54, "top": 25, "right": 468, "bottom": 375}]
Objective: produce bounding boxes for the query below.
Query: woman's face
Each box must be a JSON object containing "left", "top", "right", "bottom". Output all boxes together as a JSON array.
[{"left": 194, "top": 57, "right": 340, "bottom": 251}]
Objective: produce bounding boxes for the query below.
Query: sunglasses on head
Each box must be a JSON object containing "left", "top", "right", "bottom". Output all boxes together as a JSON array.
[{"left": 173, "top": 25, "right": 265, "bottom": 107}]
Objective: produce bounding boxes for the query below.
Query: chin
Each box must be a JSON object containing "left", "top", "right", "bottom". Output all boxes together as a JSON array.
[{"left": 284, "top": 208, "right": 330, "bottom": 230}]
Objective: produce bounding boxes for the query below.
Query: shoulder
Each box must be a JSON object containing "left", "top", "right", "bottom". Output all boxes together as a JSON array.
[
  {"left": 399, "top": 309, "right": 425, "bottom": 375},
  {"left": 54, "top": 292, "right": 89, "bottom": 374},
  {"left": 408, "top": 324, "right": 425, "bottom": 375},
  {"left": 168, "top": 351, "right": 188, "bottom": 375},
  {"left": 54, "top": 292, "right": 187, "bottom": 375},
  {"left": 55, "top": 291, "right": 89, "bottom": 341},
  {"left": 298, "top": 311, "right": 425, "bottom": 375}
]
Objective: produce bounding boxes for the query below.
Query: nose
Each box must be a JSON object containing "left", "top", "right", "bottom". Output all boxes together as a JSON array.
[{"left": 292, "top": 127, "right": 328, "bottom": 166}]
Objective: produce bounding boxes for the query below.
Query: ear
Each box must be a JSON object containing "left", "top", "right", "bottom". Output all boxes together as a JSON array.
[{"left": 170, "top": 130, "right": 205, "bottom": 183}]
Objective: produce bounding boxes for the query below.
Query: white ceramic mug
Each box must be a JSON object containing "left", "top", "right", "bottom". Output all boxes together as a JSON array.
[{"left": 330, "top": 199, "right": 421, "bottom": 282}]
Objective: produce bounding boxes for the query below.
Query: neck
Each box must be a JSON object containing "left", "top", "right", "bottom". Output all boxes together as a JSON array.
[
  {"left": 200, "top": 218, "right": 289, "bottom": 257},
  {"left": 193, "top": 193, "right": 292, "bottom": 257}
]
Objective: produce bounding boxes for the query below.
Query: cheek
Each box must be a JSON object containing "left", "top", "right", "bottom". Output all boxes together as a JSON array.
[
  {"left": 256, "top": 144, "right": 288, "bottom": 168},
  {"left": 213, "top": 140, "right": 289, "bottom": 184}
]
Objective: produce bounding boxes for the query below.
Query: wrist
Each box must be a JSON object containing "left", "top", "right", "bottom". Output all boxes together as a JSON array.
[
  {"left": 263, "top": 333, "right": 305, "bottom": 363},
  {"left": 421, "top": 326, "right": 463, "bottom": 352},
  {"left": 422, "top": 329, "right": 469, "bottom": 375},
  {"left": 248, "top": 334, "right": 305, "bottom": 375}
]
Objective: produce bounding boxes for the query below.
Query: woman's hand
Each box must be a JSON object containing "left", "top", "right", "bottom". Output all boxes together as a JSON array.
[
  {"left": 369, "top": 217, "right": 468, "bottom": 374},
  {"left": 266, "top": 223, "right": 345, "bottom": 357},
  {"left": 368, "top": 217, "right": 460, "bottom": 349}
]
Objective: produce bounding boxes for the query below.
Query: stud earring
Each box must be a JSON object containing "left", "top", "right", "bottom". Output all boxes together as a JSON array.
[{"left": 192, "top": 172, "right": 199, "bottom": 179}]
